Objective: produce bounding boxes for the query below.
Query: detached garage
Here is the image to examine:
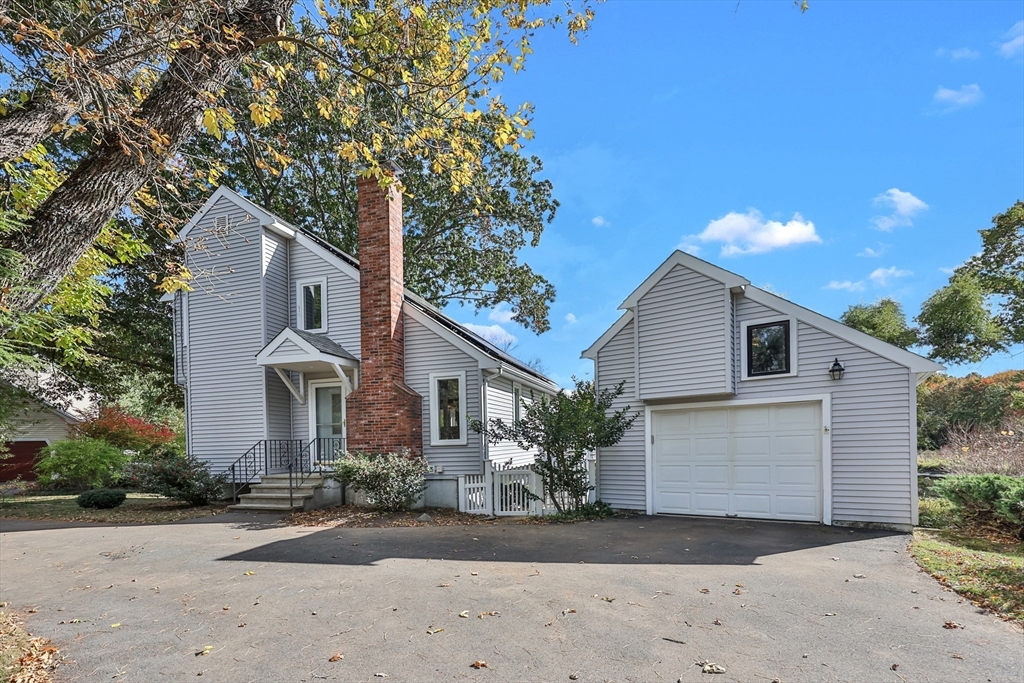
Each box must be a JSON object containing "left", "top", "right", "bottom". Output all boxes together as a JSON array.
[{"left": 583, "top": 251, "right": 943, "bottom": 530}]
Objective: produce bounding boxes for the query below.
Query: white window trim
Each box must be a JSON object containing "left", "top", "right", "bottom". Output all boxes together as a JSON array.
[
  {"left": 429, "top": 371, "right": 467, "bottom": 446},
  {"left": 296, "top": 277, "right": 328, "bottom": 333},
  {"left": 740, "top": 315, "right": 799, "bottom": 381}
]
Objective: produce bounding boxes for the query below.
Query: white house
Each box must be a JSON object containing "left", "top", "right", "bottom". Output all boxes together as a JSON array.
[
  {"left": 583, "top": 251, "right": 943, "bottom": 530},
  {"left": 169, "top": 178, "right": 554, "bottom": 510}
]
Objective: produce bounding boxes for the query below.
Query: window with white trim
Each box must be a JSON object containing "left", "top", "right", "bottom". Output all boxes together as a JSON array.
[
  {"left": 429, "top": 371, "right": 467, "bottom": 445},
  {"left": 297, "top": 278, "right": 327, "bottom": 332}
]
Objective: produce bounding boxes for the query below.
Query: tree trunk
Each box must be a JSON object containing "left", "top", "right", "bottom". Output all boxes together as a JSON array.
[{"left": 0, "top": 0, "right": 292, "bottom": 322}]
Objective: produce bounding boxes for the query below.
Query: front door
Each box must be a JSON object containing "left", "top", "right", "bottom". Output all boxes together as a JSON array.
[{"left": 310, "top": 382, "right": 346, "bottom": 466}]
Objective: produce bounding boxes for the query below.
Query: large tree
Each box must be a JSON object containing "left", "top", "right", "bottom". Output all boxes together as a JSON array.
[
  {"left": 840, "top": 298, "right": 919, "bottom": 350},
  {"left": 0, "top": 0, "right": 593, "bottom": 324}
]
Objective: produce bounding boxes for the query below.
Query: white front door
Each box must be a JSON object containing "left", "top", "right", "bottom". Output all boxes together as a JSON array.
[
  {"left": 309, "top": 381, "right": 346, "bottom": 465},
  {"left": 652, "top": 402, "right": 822, "bottom": 522}
]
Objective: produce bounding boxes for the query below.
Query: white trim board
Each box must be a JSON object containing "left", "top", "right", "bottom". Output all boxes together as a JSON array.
[
  {"left": 296, "top": 276, "right": 328, "bottom": 334},
  {"left": 644, "top": 394, "right": 833, "bottom": 526},
  {"left": 739, "top": 315, "right": 800, "bottom": 382},
  {"left": 428, "top": 371, "right": 468, "bottom": 446}
]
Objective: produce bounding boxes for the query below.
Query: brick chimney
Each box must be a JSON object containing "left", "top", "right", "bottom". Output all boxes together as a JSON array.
[{"left": 345, "top": 174, "right": 423, "bottom": 455}]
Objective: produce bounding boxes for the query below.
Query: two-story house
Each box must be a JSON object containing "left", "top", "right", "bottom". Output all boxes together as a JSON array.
[
  {"left": 169, "top": 177, "right": 555, "bottom": 510},
  {"left": 583, "top": 252, "right": 943, "bottom": 530}
]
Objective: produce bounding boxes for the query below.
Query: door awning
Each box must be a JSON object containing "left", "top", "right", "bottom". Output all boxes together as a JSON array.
[{"left": 256, "top": 327, "right": 359, "bottom": 402}]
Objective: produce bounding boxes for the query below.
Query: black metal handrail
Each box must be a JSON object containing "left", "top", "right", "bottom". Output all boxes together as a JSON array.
[{"left": 228, "top": 438, "right": 348, "bottom": 506}]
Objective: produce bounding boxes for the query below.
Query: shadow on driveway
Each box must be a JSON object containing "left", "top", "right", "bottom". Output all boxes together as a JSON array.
[{"left": 217, "top": 514, "right": 901, "bottom": 566}]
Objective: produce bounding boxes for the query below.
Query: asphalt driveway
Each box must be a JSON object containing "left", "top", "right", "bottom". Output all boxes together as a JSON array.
[{"left": 1, "top": 513, "right": 1020, "bottom": 682}]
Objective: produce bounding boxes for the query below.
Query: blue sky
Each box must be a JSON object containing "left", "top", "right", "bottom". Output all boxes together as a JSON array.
[{"left": 447, "top": 0, "right": 1024, "bottom": 387}]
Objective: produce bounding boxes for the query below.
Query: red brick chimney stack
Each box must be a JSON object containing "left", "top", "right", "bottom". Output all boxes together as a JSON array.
[{"left": 345, "top": 172, "right": 422, "bottom": 455}]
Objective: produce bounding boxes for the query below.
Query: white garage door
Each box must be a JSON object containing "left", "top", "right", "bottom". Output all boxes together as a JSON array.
[{"left": 653, "top": 402, "right": 822, "bottom": 522}]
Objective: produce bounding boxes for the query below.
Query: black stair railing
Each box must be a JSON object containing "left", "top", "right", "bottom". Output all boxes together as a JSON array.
[{"left": 227, "top": 439, "right": 304, "bottom": 503}]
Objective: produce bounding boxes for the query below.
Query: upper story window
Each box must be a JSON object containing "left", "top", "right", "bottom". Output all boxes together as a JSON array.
[
  {"left": 297, "top": 278, "right": 327, "bottom": 332},
  {"left": 429, "top": 371, "right": 467, "bottom": 445},
  {"left": 742, "top": 318, "right": 796, "bottom": 380}
]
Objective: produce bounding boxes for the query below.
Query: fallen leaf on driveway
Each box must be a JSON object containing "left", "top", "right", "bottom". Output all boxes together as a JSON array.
[
  {"left": 438, "top": 583, "right": 452, "bottom": 588},
  {"left": 110, "top": 623, "right": 120, "bottom": 628},
  {"left": 712, "top": 619, "right": 722, "bottom": 625},
  {"left": 329, "top": 654, "right": 343, "bottom": 662},
  {"left": 243, "top": 571, "right": 255, "bottom": 576},
  {"left": 374, "top": 674, "right": 388, "bottom": 678},
  {"left": 891, "top": 664, "right": 899, "bottom": 671},
  {"left": 699, "top": 588, "right": 710, "bottom": 594},
  {"left": 238, "top": 623, "right": 246, "bottom": 628},
  {"left": 733, "top": 589, "right": 742, "bottom": 595},
  {"left": 735, "top": 583, "right": 743, "bottom": 588},
  {"left": 459, "top": 611, "right": 469, "bottom": 618},
  {"left": 195, "top": 645, "right": 213, "bottom": 656},
  {"left": 697, "top": 660, "right": 726, "bottom": 674},
  {"left": 561, "top": 608, "right": 576, "bottom": 616},
  {"left": 824, "top": 612, "right": 836, "bottom": 617},
  {"left": 943, "top": 621, "right": 963, "bottom": 630},
  {"left": 471, "top": 660, "right": 488, "bottom": 669},
  {"left": 952, "top": 654, "right": 963, "bottom": 659},
  {"left": 427, "top": 628, "right": 444, "bottom": 634},
  {"left": 831, "top": 557, "right": 839, "bottom": 561},
  {"left": 478, "top": 611, "right": 500, "bottom": 618},
  {"left": 601, "top": 597, "right": 615, "bottom": 603},
  {"left": 471, "top": 572, "right": 478, "bottom": 576},
  {"left": 853, "top": 574, "right": 865, "bottom": 579}
]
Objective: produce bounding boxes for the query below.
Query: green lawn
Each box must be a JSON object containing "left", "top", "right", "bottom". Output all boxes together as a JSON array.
[
  {"left": 0, "top": 493, "right": 223, "bottom": 524},
  {"left": 910, "top": 529, "right": 1024, "bottom": 624}
]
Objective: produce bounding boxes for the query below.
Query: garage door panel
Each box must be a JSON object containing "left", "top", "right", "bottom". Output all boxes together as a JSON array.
[
  {"left": 733, "top": 435, "right": 770, "bottom": 457},
  {"left": 695, "top": 437, "right": 728, "bottom": 457},
  {"left": 774, "top": 434, "right": 817, "bottom": 457},
  {"left": 694, "top": 409, "right": 728, "bottom": 431},
  {"left": 776, "top": 495, "right": 819, "bottom": 519},
  {"left": 694, "top": 465, "right": 728, "bottom": 485},
  {"left": 653, "top": 402, "right": 822, "bottom": 523},
  {"left": 776, "top": 464, "right": 818, "bottom": 486},
  {"left": 693, "top": 492, "right": 729, "bottom": 515},
  {"left": 734, "top": 465, "right": 771, "bottom": 486},
  {"left": 733, "top": 493, "right": 772, "bottom": 517}
]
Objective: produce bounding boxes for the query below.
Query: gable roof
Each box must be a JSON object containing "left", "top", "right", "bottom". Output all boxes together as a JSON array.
[
  {"left": 742, "top": 286, "right": 943, "bottom": 375},
  {"left": 619, "top": 250, "right": 749, "bottom": 310},
  {"left": 190, "top": 186, "right": 557, "bottom": 389},
  {"left": 580, "top": 310, "right": 633, "bottom": 360}
]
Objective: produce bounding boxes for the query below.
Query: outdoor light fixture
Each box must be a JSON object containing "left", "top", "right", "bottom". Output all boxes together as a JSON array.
[{"left": 828, "top": 358, "right": 845, "bottom": 380}]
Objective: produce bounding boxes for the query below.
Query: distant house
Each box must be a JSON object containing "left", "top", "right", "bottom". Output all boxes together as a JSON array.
[
  {"left": 169, "top": 180, "right": 556, "bottom": 510},
  {"left": 583, "top": 251, "right": 943, "bottom": 530},
  {"left": 1, "top": 377, "right": 94, "bottom": 483}
]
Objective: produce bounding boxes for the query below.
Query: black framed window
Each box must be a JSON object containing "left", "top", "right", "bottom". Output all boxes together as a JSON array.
[{"left": 747, "top": 320, "right": 791, "bottom": 377}]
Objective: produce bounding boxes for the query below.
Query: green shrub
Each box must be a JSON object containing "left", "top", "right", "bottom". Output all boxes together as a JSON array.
[
  {"left": 918, "top": 372, "right": 1023, "bottom": 450},
  {"left": 918, "top": 497, "right": 960, "bottom": 529},
  {"left": 127, "top": 445, "right": 226, "bottom": 506},
  {"left": 331, "top": 451, "right": 427, "bottom": 512},
  {"left": 76, "top": 488, "right": 127, "bottom": 509},
  {"left": 936, "top": 474, "right": 1024, "bottom": 538},
  {"left": 545, "top": 500, "right": 612, "bottom": 523},
  {"left": 35, "top": 438, "right": 128, "bottom": 490}
]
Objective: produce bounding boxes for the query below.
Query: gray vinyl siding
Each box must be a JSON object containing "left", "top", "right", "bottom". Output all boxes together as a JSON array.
[
  {"left": 263, "top": 233, "right": 291, "bottom": 441},
  {"left": 9, "top": 403, "right": 75, "bottom": 443},
  {"left": 404, "top": 315, "right": 483, "bottom": 477},
  {"left": 289, "top": 240, "right": 361, "bottom": 358},
  {"left": 184, "top": 196, "right": 267, "bottom": 472},
  {"left": 637, "top": 264, "right": 729, "bottom": 399},
  {"left": 485, "top": 376, "right": 537, "bottom": 467},
  {"left": 733, "top": 296, "right": 915, "bottom": 526},
  {"left": 596, "top": 317, "right": 647, "bottom": 510}
]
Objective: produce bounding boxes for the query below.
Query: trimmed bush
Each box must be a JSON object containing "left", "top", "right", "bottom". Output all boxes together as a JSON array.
[
  {"left": 35, "top": 438, "right": 128, "bottom": 490},
  {"left": 76, "top": 488, "right": 127, "bottom": 509},
  {"left": 128, "top": 445, "right": 226, "bottom": 506},
  {"left": 331, "top": 451, "right": 427, "bottom": 512},
  {"left": 935, "top": 474, "right": 1024, "bottom": 538}
]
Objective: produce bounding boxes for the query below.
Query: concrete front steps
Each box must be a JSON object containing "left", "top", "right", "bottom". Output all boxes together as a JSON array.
[{"left": 228, "top": 473, "right": 335, "bottom": 512}]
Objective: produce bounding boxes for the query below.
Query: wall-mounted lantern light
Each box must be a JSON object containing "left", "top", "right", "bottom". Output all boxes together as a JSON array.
[{"left": 828, "top": 358, "right": 845, "bottom": 381}]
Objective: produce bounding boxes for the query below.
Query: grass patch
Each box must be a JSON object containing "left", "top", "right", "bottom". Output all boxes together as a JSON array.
[
  {"left": 910, "top": 529, "right": 1024, "bottom": 624},
  {"left": 917, "top": 454, "right": 947, "bottom": 473},
  {"left": 0, "top": 493, "right": 224, "bottom": 524},
  {"left": 0, "top": 610, "right": 60, "bottom": 681}
]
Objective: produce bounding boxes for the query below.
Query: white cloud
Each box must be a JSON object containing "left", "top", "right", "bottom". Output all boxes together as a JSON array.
[
  {"left": 564, "top": 313, "right": 578, "bottom": 324},
  {"left": 682, "top": 209, "right": 821, "bottom": 257},
  {"left": 936, "top": 47, "right": 980, "bottom": 60},
  {"left": 938, "top": 266, "right": 956, "bottom": 275},
  {"left": 826, "top": 280, "right": 866, "bottom": 292},
  {"left": 869, "top": 266, "right": 913, "bottom": 286},
  {"left": 462, "top": 323, "right": 517, "bottom": 349},
  {"left": 488, "top": 305, "right": 515, "bottom": 324},
  {"left": 591, "top": 216, "right": 610, "bottom": 227},
  {"left": 857, "top": 246, "right": 883, "bottom": 258},
  {"left": 933, "top": 83, "right": 983, "bottom": 111},
  {"left": 872, "top": 188, "right": 928, "bottom": 231},
  {"left": 999, "top": 21, "right": 1024, "bottom": 58}
]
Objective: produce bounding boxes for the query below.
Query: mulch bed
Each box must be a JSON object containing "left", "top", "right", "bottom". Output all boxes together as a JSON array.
[{"left": 285, "top": 505, "right": 509, "bottom": 528}]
